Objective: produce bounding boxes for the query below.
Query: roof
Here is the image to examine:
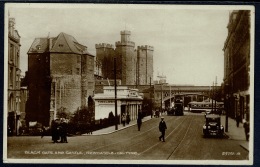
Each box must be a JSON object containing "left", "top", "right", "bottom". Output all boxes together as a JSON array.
[
  {"left": 28, "top": 32, "right": 93, "bottom": 56},
  {"left": 27, "top": 38, "right": 49, "bottom": 53}
]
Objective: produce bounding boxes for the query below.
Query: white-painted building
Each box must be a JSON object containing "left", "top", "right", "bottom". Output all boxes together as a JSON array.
[{"left": 93, "top": 86, "right": 143, "bottom": 121}]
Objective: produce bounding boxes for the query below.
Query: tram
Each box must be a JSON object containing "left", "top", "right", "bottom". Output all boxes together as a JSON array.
[
  {"left": 168, "top": 97, "right": 184, "bottom": 116},
  {"left": 188, "top": 101, "right": 224, "bottom": 113}
]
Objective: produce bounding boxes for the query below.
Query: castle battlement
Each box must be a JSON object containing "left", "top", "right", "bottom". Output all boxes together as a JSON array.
[
  {"left": 137, "top": 45, "right": 154, "bottom": 51},
  {"left": 95, "top": 43, "right": 114, "bottom": 49},
  {"left": 120, "top": 30, "right": 131, "bottom": 35},
  {"left": 115, "top": 41, "right": 135, "bottom": 47}
]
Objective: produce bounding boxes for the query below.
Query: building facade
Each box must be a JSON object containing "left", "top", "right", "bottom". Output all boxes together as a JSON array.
[
  {"left": 27, "top": 32, "right": 95, "bottom": 126},
  {"left": 8, "top": 18, "right": 21, "bottom": 135},
  {"left": 95, "top": 30, "right": 154, "bottom": 86},
  {"left": 223, "top": 10, "right": 251, "bottom": 121},
  {"left": 93, "top": 86, "right": 143, "bottom": 122}
]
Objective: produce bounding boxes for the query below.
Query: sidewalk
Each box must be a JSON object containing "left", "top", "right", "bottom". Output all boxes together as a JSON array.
[
  {"left": 82, "top": 116, "right": 152, "bottom": 136},
  {"left": 221, "top": 115, "right": 249, "bottom": 151}
]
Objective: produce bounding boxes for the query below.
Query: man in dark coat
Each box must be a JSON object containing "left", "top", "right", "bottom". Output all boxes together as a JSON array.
[
  {"left": 60, "top": 118, "right": 68, "bottom": 143},
  {"left": 159, "top": 117, "right": 167, "bottom": 142},
  {"left": 137, "top": 111, "right": 142, "bottom": 131},
  {"left": 51, "top": 119, "right": 59, "bottom": 143},
  {"left": 243, "top": 119, "right": 250, "bottom": 141}
]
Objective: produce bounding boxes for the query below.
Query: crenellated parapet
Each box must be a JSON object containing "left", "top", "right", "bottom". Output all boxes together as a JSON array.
[
  {"left": 120, "top": 30, "right": 131, "bottom": 35},
  {"left": 95, "top": 43, "right": 114, "bottom": 49},
  {"left": 137, "top": 45, "right": 154, "bottom": 51},
  {"left": 115, "top": 41, "right": 135, "bottom": 47}
]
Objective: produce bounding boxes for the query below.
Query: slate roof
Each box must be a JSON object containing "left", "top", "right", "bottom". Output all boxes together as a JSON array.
[
  {"left": 27, "top": 38, "right": 49, "bottom": 53},
  {"left": 28, "top": 32, "right": 93, "bottom": 56}
]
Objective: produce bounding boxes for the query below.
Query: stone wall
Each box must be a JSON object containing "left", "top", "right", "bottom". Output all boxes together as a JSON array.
[
  {"left": 50, "top": 53, "right": 95, "bottom": 114},
  {"left": 95, "top": 44, "right": 115, "bottom": 79}
]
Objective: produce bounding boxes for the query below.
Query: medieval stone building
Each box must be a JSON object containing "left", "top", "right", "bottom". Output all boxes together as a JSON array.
[
  {"left": 95, "top": 30, "right": 154, "bottom": 86},
  {"left": 27, "top": 32, "right": 94, "bottom": 126}
]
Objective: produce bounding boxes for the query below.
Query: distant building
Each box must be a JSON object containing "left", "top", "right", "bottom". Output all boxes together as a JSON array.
[
  {"left": 93, "top": 86, "right": 143, "bottom": 121},
  {"left": 95, "top": 30, "right": 154, "bottom": 86},
  {"left": 27, "top": 32, "right": 95, "bottom": 126},
  {"left": 8, "top": 17, "right": 21, "bottom": 135},
  {"left": 223, "top": 10, "right": 250, "bottom": 120}
]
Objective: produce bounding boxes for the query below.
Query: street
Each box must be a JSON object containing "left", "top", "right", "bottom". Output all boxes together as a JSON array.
[{"left": 7, "top": 113, "right": 248, "bottom": 160}]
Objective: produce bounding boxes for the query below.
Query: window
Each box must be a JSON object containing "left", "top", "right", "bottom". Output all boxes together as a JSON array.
[
  {"left": 10, "top": 44, "right": 13, "bottom": 62},
  {"left": 36, "top": 45, "right": 41, "bottom": 50},
  {"left": 59, "top": 44, "right": 64, "bottom": 47},
  {"left": 76, "top": 68, "right": 80, "bottom": 75},
  {"left": 9, "top": 67, "right": 13, "bottom": 85},
  {"left": 17, "top": 51, "right": 20, "bottom": 67}
]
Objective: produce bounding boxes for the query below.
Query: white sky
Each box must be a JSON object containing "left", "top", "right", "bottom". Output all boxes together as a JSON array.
[{"left": 6, "top": 4, "right": 236, "bottom": 86}]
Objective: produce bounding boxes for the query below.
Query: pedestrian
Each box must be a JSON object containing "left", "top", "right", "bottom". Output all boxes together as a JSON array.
[
  {"left": 236, "top": 113, "right": 241, "bottom": 127},
  {"left": 155, "top": 110, "right": 159, "bottom": 118},
  {"left": 17, "top": 119, "right": 22, "bottom": 136},
  {"left": 51, "top": 120, "right": 58, "bottom": 143},
  {"left": 137, "top": 110, "right": 142, "bottom": 131},
  {"left": 159, "top": 117, "right": 167, "bottom": 142},
  {"left": 122, "top": 113, "right": 126, "bottom": 126},
  {"left": 126, "top": 113, "right": 131, "bottom": 125},
  {"left": 56, "top": 120, "right": 62, "bottom": 143},
  {"left": 60, "top": 118, "right": 68, "bottom": 143},
  {"left": 41, "top": 125, "right": 46, "bottom": 138},
  {"left": 243, "top": 119, "right": 250, "bottom": 141}
]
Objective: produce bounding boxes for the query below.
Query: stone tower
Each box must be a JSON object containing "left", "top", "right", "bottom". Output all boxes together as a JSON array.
[
  {"left": 137, "top": 45, "right": 154, "bottom": 85},
  {"left": 115, "top": 31, "right": 136, "bottom": 85},
  {"left": 95, "top": 43, "right": 115, "bottom": 79}
]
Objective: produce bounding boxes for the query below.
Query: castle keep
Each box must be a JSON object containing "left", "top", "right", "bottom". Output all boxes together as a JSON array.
[{"left": 95, "top": 30, "right": 154, "bottom": 85}]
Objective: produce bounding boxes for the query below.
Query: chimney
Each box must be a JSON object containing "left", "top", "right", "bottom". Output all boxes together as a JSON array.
[{"left": 49, "top": 38, "right": 52, "bottom": 51}]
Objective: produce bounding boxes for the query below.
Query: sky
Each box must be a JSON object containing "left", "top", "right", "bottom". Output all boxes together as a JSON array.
[{"left": 6, "top": 4, "right": 234, "bottom": 86}]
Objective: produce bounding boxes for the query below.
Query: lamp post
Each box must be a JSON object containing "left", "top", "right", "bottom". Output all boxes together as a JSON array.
[
  {"left": 160, "top": 83, "right": 168, "bottom": 113},
  {"left": 170, "top": 85, "right": 171, "bottom": 108},
  {"left": 225, "top": 83, "right": 229, "bottom": 132},
  {"left": 161, "top": 83, "right": 163, "bottom": 113},
  {"left": 211, "top": 81, "right": 214, "bottom": 112},
  {"left": 114, "top": 58, "right": 118, "bottom": 130}
]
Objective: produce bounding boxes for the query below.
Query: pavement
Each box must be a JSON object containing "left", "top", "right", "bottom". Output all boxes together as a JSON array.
[
  {"left": 82, "top": 115, "right": 153, "bottom": 136},
  {"left": 83, "top": 112, "right": 249, "bottom": 152},
  {"left": 221, "top": 115, "right": 250, "bottom": 152}
]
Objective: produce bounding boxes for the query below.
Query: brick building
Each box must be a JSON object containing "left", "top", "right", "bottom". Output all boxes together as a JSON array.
[
  {"left": 95, "top": 30, "right": 154, "bottom": 86},
  {"left": 27, "top": 32, "right": 94, "bottom": 126},
  {"left": 223, "top": 10, "right": 251, "bottom": 121},
  {"left": 8, "top": 17, "right": 21, "bottom": 135}
]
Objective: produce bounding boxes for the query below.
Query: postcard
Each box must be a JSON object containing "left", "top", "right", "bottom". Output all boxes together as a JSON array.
[{"left": 4, "top": 3, "right": 254, "bottom": 165}]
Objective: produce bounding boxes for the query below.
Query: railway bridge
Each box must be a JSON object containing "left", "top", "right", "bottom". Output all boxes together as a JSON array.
[{"left": 153, "top": 84, "right": 220, "bottom": 109}]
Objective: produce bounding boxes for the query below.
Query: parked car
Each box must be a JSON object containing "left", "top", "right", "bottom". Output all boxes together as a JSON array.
[{"left": 203, "top": 114, "right": 224, "bottom": 137}]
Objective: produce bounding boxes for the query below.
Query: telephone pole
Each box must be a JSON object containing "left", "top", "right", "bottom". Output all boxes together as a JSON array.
[{"left": 114, "top": 58, "right": 118, "bottom": 130}]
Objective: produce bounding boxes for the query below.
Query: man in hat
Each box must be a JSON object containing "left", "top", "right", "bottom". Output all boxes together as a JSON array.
[{"left": 159, "top": 117, "right": 167, "bottom": 142}]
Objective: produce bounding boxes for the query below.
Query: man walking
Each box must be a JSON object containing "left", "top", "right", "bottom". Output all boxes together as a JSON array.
[
  {"left": 137, "top": 110, "right": 142, "bottom": 131},
  {"left": 159, "top": 117, "right": 167, "bottom": 142}
]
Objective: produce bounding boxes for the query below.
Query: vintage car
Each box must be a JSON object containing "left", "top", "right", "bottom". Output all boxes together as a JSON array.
[{"left": 203, "top": 114, "right": 224, "bottom": 137}]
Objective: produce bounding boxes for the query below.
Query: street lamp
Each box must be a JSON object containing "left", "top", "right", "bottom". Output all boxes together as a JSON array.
[
  {"left": 170, "top": 85, "right": 171, "bottom": 108},
  {"left": 160, "top": 83, "right": 168, "bottom": 112},
  {"left": 225, "top": 83, "right": 229, "bottom": 132},
  {"left": 114, "top": 57, "right": 118, "bottom": 130}
]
